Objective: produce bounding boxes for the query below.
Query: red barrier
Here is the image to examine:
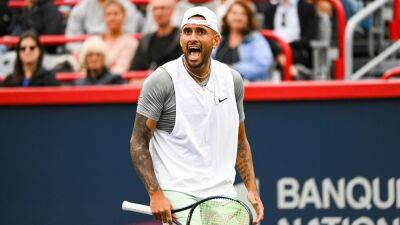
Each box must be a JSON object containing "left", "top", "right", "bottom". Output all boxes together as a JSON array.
[
  {"left": 0, "top": 34, "right": 141, "bottom": 45},
  {"left": 260, "top": 29, "right": 293, "bottom": 81},
  {"left": 1, "top": 80, "right": 400, "bottom": 105},
  {"left": 56, "top": 70, "right": 150, "bottom": 81},
  {"left": 325, "top": 0, "right": 346, "bottom": 80},
  {"left": 0, "top": 35, "right": 87, "bottom": 46},
  {"left": 382, "top": 67, "right": 400, "bottom": 80},
  {"left": 8, "top": 0, "right": 149, "bottom": 7},
  {"left": 390, "top": 0, "right": 400, "bottom": 40},
  {"left": 7, "top": 0, "right": 213, "bottom": 8}
]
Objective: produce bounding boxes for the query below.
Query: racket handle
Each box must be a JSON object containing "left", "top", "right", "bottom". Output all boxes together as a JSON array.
[{"left": 122, "top": 201, "right": 152, "bottom": 215}]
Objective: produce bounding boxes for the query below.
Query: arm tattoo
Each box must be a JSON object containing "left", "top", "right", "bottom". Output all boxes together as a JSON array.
[
  {"left": 130, "top": 114, "right": 161, "bottom": 193},
  {"left": 235, "top": 133, "right": 257, "bottom": 191}
]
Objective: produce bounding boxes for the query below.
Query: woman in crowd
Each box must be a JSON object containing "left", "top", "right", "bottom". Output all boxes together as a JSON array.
[
  {"left": 102, "top": 0, "right": 138, "bottom": 74},
  {"left": 2, "top": 31, "right": 59, "bottom": 87},
  {"left": 213, "top": 0, "right": 273, "bottom": 81},
  {"left": 75, "top": 36, "right": 124, "bottom": 85}
]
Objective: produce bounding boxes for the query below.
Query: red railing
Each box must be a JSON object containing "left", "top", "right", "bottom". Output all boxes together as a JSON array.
[
  {"left": 0, "top": 34, "right": 142, "bottom": 46},
  {"left": 261, "top": 29, "right": 293, "bottom": 81},
  {"left": 7, "top": 0, "right": 213, "bottom": 8},
  {"left": 325, "top": 0, "right": 346, "bottom": 80},
  {"left": 390, "top": 0, "right": 400, "bottom": 40},
  {"left": 0, "top": 35, "right": 87, "bottom": 46},
  {"left": 0, "top": 71, "right": 150, "bottom": 82},
  {"left": 57, "top": 70, "right": 150, "bottom": 81},
  {"left": 8, "top": 0, "right": 148, "bottom": 7},
  {"left": 382, "top": 67, "right": 400, "bottom": 80}
]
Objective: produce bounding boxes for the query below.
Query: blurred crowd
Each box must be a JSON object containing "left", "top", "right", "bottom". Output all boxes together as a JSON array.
[{"left": 0, "top": 0, "right": 367, "bottom": 87}]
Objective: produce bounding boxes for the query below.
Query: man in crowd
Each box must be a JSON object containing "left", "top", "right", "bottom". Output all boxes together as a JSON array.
[
  {"left": 130, "top": 0, "right": 182, "bottom": 70},
  {"left": 141, "top": 0, "right": 193, "bottom": 34},
  {"left": 264, "top": 0, "right": 319, "bottom": 78}
]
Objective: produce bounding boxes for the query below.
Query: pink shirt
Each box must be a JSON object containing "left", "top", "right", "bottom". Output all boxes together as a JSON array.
[{"left": 104, "top": 33, "right": 138, "bottom": 74}]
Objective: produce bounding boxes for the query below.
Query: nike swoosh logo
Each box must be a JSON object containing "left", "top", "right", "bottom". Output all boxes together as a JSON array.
[{"left": 218, "top": 97, "right": 228, "bottom": 103}]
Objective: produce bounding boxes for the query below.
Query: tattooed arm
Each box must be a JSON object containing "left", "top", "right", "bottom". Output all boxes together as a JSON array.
[
  {"left": 236, "top": 122, "right": 264, "bottom": 224},
  {"left": 130, "top": 113, "right": 173, "bottom": 224}
]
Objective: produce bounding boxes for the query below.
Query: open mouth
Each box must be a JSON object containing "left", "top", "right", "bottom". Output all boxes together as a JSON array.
[{"left": 188, "top": 45, "right": 202, "bottom": 61}]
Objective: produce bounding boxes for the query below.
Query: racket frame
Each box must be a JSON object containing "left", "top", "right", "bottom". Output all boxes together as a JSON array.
[{"left": 122, "top": 196, "right": 253, "bottom": 225}]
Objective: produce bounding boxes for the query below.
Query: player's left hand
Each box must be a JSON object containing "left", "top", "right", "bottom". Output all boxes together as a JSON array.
[{"left": 247, "top": 190, "right": 264, "bottom": 224}]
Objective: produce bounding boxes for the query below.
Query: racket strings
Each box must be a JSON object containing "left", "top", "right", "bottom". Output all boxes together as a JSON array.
[{"left": 191, "top": 199, "right": 250, "bottom": 225}]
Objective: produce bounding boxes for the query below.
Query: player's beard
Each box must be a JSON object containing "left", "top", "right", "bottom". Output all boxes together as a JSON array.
[{"left": 183, "top": 46, "right": 212, "bottom": 69}]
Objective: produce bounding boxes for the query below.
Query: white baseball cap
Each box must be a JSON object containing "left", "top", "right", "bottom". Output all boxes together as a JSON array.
[{"left": 181, "top": 6, "right": 220, "bottom": 36}]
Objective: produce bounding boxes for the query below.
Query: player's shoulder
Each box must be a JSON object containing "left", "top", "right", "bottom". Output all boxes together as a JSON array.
[{"left": 142, "top": 67, "right": 173, "bottom": 92}]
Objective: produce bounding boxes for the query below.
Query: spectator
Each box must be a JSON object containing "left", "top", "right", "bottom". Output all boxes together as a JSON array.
[
  {"left": 214, "top": 0, "right": 273, "bottom": 81},
  {"left": 216, "top": 0, "right": 236, "bottom": 22},
  {"left": 75, "top": 36, "right": 124, "bottom": 85},
  {"left": 66, "top": 0, "right": 143, "bottom": 53},
  {"left": 206, "top": 0, "right": 256, "bottom": 24},
  {"left": 0, "top": 0, "right": 11, "bottom": 36},
  {"left": 8, "top": 0, "right": 65, "bottom": 36},
  {"left": 103, "top": 0, "right": 138, "bottom": 74},
  {"left": 264, "top": 0, "right": 319, "bottom": 78},
  {"left": 2, "top": 31, "right": 59, "bottom": 87},
  {"left": 130, "top": 0, "right": 182, "bottom": 70},
  {"left": 141, "top": 0, "right": 193, "bottom": 34},
  {"left": 7, "top": 0, "right": 65, "bottom": 53}
]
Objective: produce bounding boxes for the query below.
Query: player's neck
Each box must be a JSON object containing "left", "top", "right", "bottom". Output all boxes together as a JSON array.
[{"left": 183, "top": 58, "right": 211, "bottom": 83}]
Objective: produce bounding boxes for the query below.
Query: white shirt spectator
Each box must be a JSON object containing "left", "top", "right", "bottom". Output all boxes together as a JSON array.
[
  {"left": 273, "top": 0, "right": 301, "bottom": 43},
  {"left": 141, "top": 0, "right": 193, "bottom": 34},
  {"left": 66, "top": 0, "right": 143, "bottom": 52}
]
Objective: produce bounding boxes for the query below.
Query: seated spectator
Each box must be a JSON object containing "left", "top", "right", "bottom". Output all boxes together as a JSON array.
[
  {"left": 66, "top": 0, "right": 143, "bottom": 53},
  {"left": 264, "top": 0, "right": 319, "bottom": 78},
  {"left": 75, "top": 36, "right": 124, "bottom": 85},
  {"left": 205, "top": 0, "right": 256, "bottom": 25},
  {"left": 0, "top": 0, "right": 11, "bottom": 36},
  {"left": 103, "top": 0, "right": 138, "bottom": 74},
  {"left": 8, "top": 0, "right": 65, "bottom": 36},
  {"left": 141, "top": 0, "right": 193, "bottom": 34},
  {"left": 2, "top": 31, "right": 59, "bottom": 87},
  {"left": 214, "top": 0, "right": 273, "bottom": 81},
  {"left": 7, "top": 0, "right": 65, "bottom": 53},
  {"left": 130, "top": 0, "right": 182, "bottom": 70}
]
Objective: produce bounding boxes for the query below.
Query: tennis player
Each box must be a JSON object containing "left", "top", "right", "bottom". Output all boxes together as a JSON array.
[{"left": 130, "top": 6, "right": 264, "bottom": 224}]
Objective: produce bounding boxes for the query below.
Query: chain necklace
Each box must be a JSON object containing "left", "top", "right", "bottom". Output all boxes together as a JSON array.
[
  {"left": 182, "top": 57, "right": 211, "bottom": 81},
  {"left": 182, "top": 58, "right": 219, "bottom": 105}
]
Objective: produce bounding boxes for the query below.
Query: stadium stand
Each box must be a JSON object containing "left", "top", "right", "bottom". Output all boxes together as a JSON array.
[
  {"left": 0, "top": 30, "right": 293, "bottom": 81},
  {"left": 1, "top": 0, "right": 399, "bottom": 81}
]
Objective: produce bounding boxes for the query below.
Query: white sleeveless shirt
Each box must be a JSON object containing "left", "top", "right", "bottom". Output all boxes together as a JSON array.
[{"left": 149, "top": 56, "right": 239, "bottom": 198}]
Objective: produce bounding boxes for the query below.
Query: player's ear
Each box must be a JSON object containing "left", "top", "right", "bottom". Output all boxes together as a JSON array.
[{"left": 212, "top": 34, "right": 221, "bottom": 48}]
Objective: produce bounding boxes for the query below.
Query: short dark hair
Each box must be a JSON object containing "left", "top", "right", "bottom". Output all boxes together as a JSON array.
[{"left": 221, "top": 0, "right": 259, "bottom": 36}]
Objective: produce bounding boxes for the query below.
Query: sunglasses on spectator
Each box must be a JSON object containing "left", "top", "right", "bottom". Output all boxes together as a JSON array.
[{"left": 20, "top": 46, "right": 37, "bottom": 52}]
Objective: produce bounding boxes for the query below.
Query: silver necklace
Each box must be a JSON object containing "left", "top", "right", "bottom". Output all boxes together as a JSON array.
[
  {"left": 182, "top": 58, "right": 219, "bottom": 105},
  {"left": 182, "top": 58, "right": 211, "bottom": 80}
]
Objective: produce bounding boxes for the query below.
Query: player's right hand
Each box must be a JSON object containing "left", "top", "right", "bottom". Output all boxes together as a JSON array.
[{"left": 149, "top": 190, "right": 174, "bottom": 224}]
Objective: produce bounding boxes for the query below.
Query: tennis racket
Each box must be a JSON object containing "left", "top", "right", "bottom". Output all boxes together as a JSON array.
[{"left": 122, "top": 196, "right": 253, "bottom": 225}]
